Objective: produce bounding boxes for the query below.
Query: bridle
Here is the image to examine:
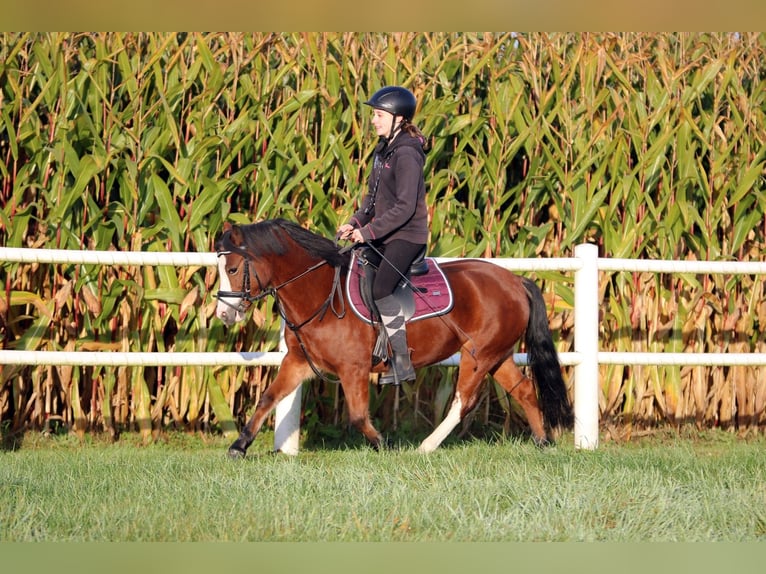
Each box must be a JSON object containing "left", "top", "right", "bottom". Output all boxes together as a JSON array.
[
  {"left": 215, "top": 251, "right": 268, "bottom": 313},
  {"left": 216, "top": 250, "right": 338, "bottom": 312},
  {"left": 215, "top": 249, "right": 346, "bottom": 383}
]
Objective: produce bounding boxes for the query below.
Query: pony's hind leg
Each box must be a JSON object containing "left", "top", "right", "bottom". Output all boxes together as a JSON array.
[
  {"left": 492, "top": 358, "right": 548, "bottom": 446},
  {"left": 416, "top": 394, "right": 464, "bottom": 454},
  {"left": 417, "top": 356, "right": 486, "bottom": 454}
]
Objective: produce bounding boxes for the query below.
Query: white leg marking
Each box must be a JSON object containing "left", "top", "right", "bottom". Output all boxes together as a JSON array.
[{"left": 417, "top": 395, "right": 463, "bottom": 453}]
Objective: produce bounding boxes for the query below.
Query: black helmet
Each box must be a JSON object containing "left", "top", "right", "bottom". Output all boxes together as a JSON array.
[{"left": 364, "top": 86, "right": 417, "bottom": 120}]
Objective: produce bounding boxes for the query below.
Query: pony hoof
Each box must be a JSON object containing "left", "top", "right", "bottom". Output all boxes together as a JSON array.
[
  {"left": 533, "top": 436, "right": 552, "bottom": 449},
  {"left": 371, "top": 437, "right": 392, "bottom": 452},
  {"left": 227, "top": 447, "right": 247, "bottom": 460}
]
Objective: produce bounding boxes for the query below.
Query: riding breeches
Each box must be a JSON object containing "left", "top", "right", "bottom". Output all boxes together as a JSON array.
[{"left": 367, "top": 239, "right": 426, "bottom": 300}]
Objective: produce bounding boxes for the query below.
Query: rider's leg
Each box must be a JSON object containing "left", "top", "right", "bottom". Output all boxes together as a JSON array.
[
  {"left": 372, "top": 240, "right": 425, "bottom": 385},
  {"left": 375, "top": 294, "right": 415, "bottom": 385}
]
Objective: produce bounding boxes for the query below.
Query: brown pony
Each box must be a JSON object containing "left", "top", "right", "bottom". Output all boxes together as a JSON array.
[{"left": 215, "top": 218, "right": 572, "bottom": 458}]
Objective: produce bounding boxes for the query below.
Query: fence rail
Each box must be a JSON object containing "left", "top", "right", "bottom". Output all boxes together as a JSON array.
[{"left": 3, "top": 244, "right": 766, "bottom": 452}]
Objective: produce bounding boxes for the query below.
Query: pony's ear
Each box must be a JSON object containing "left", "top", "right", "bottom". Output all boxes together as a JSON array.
[
  {"left": 228, "top": 224, "right": 244, "bottom": 247},
  {"left": 223, "top": 221, "right": 232, "bottom": 232}
]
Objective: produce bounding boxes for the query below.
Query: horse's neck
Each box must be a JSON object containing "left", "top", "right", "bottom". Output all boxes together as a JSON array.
[{"left": 270, "top": 259, "right": 337, "bottom": 318}]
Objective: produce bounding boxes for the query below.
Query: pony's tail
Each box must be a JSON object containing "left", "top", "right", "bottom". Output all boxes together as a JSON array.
[{"left": 521, "top": 277, "right": 574, "bottom": 433}]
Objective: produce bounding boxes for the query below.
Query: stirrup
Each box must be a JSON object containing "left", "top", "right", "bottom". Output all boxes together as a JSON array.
[{"left": 378, "top": 353, "right": 416, "bottom": 386}]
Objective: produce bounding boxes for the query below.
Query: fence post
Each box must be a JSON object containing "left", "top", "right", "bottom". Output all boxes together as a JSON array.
[
  {"left": 273, "top": 320, "right": 301, "bottom": 454},
  {"left": 574, "top": 243, "right": 599, "bottom": 449}
]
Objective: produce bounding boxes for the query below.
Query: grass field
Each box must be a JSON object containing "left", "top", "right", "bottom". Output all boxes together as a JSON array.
[{"left": 2, "top": 429, "right": 765, "bottom": 542}]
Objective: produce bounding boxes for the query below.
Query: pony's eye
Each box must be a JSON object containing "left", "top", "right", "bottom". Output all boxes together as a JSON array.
[{"left": 227, "top": 267, "right": 238, "bottom": 275}]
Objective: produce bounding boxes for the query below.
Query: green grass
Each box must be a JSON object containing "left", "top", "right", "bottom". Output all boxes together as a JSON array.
[{"left": 2, "top": 430, "right": 766, "bottom": 542}]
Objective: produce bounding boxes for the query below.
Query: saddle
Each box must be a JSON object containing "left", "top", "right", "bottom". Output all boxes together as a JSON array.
[
  {"left": 346, "top": 248, "right": 454, "bottom": 327},
  {"left": 346, "top": 248, "right": 454, "bottom": 365}
]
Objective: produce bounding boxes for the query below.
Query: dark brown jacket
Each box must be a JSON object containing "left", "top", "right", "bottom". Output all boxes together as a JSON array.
[{"left": 348, "top": 131, "right": 429, "bottom": 245}]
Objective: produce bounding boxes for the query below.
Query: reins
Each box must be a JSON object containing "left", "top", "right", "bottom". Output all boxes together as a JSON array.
[
  {"left": 216, "top": 252, "right": 339, "bottom": 310},
  {"left": 275, "top": 263, "right": 345, "bottom": 330}
]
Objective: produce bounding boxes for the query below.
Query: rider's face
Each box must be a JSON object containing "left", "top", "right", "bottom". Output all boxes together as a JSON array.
[{"left": 371, "top": 108, "right": 399, "bottom": 138}]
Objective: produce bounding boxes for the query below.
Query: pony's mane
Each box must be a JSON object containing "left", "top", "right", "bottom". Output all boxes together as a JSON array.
[{"left": 225, "top": 218, "right": 350, "bottom": 269}]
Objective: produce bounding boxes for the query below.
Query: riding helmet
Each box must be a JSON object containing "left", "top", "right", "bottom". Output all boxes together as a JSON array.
[{"left": 364, "top": 86, "right": 417, "bottom": 120}]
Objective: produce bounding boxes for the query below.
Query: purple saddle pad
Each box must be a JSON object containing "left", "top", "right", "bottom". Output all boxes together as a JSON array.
[{"left": 346, "top": 253, "right": 454, "bottom": 324}]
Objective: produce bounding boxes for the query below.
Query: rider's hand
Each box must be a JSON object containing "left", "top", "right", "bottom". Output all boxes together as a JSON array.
[
  {"left": 337, "top": 224, "right": 354, "bottom": 240},
  {"left": 350, "top": 228, "right": 364, "bottom": 243}
]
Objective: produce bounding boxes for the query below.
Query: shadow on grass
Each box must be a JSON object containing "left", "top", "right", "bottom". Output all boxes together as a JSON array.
[
  {"left": 1, "top": 425, "right": 24, "bottom": 451},
  {"left": 298, "top": 421, "right": 539, "bottom": 453},
  {"left": 1, "top": 417, "right": 76, "bottom": 452}
]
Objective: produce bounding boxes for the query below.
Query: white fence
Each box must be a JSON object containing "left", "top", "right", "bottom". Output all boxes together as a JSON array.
[{"left": 2, "top": 243, "right": 766, "bottom": 452}]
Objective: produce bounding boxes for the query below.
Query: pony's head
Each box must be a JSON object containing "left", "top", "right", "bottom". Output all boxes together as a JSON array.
[
  {"left": 214, "top": 219, "right": 350, "bottom": 327},
  {"left": 215, "top": 223, "right": 255, "bottom": 326}
]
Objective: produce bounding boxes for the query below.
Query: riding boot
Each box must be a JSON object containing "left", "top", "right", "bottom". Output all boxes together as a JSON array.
[{"left": 375, "top": 295, "right": 416, "bottom": 385}]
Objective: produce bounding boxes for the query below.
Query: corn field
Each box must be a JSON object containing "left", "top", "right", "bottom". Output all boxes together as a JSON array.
[{"left": 1, "top": 32, "right": 765, "bottom": 442}]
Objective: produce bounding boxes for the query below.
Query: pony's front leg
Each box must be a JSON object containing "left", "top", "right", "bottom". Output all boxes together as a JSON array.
[
  {"left": 339, "top": 370, "right": 386, "bottom": 450},
  {"left": 228, "top": 354, "right": 313, "bottom": 459}
]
